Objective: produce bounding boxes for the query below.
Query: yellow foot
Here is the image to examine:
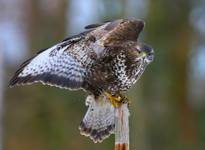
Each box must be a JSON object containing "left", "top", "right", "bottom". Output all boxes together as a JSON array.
[{"left": 104, "top": 92, "right": 130, "bottom": 108}]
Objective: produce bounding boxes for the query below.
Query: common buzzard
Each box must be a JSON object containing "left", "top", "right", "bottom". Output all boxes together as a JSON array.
[{"left": 9, "top": 19, "right": 154, "bottom": 143}]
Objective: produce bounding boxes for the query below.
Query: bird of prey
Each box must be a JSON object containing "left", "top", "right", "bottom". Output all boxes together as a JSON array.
[{"left": 9, "top": 19, "right": 154, "bottom": 143}]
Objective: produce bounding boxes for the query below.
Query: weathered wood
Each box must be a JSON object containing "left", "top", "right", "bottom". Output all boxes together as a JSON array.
[{"left": 115, "top": 104, "right": 130, "bottom": 150}]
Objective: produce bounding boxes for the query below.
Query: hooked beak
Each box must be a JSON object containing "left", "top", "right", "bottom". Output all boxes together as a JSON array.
[
  {"left": 142, "top": 45, "right": 154, "bottom": 63},
  {"left": 135, "top": 45, "right": 154, "bottom": 63}
]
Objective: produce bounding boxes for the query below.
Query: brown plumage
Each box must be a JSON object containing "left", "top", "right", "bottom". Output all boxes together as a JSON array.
[{"left": 9, "top": 19, "right": 154, "bottom": 143}]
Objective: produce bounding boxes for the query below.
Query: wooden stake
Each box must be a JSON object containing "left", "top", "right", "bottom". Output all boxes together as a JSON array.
[{"left": 115, "top": 104, "right": 130, "bottom": 150}]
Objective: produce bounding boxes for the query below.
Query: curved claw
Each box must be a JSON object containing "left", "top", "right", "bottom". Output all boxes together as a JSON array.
[{"left": 104, "top": 92, "right": 130, "bottom": 108}]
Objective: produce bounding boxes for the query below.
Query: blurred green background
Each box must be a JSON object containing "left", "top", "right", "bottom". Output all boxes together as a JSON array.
[{"left": 1, "top": 0, "right": 205, "bottom": 149}]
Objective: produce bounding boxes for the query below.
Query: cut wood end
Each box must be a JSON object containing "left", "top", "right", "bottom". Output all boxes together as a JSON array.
[{"left": 115, "top": 143, "right": 129, "bottom": 150}]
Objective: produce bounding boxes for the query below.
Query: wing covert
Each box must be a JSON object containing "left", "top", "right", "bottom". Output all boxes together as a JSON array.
[{"left": 96, "top": 19, "right": 145, "bottom": 46}]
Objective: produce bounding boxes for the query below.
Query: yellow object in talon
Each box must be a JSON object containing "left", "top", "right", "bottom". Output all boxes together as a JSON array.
[{"left": 104, "top": 92, "right": 123, "bottom": 108}]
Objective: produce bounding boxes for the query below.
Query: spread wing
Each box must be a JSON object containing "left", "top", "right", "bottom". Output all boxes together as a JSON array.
[
  {"left": 90, "top": 19, "right": 145, "bottom": 47},
  {"left": 9, "top": 19, "right": 145, "bottom": 90},
  {"left": 105, "top": 19, "right": 144, "bottom": 39},
  {"left": 9, "top": 34, "right": 92, "bottom": 90}
]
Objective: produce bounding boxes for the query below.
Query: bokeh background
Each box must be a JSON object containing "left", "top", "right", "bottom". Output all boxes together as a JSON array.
[{"left": 0, "top": 0, "right": 205, "bottom": 150}]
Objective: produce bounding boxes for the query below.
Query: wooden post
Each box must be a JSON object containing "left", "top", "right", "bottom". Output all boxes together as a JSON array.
[{"left": 115, "top": 104, "right": 130, "bottom": 150}]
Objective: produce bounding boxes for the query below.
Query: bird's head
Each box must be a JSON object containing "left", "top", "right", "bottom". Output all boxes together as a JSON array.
[{"left": 135, "top": 43, "right": 154, "bottom": 64}]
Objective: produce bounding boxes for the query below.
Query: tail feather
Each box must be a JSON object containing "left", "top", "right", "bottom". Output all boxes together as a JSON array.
[{"left": 79, "top": 95, "right": 115, "bottom": 143}]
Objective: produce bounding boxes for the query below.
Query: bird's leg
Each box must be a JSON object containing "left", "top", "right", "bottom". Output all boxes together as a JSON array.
[{"left": 104, "top": 92, "right": 130, "bottom": 108}]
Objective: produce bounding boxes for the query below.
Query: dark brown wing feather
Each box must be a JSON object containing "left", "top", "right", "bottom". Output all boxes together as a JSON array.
[
  {"left": 100, "top": 19, "right": 145, "bottom": 46},
  {"left": 84, "top": 20, "right": 111, "bottom": 29}
]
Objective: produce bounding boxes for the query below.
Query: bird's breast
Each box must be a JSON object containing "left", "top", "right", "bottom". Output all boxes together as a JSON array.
[{"left": 110, "top": 52, "right": 147, "bottom": 92}]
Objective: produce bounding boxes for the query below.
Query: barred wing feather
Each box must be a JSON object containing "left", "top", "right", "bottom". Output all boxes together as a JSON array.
[{"left": 9, "top": 42, "right": 87, "bottom": 90}]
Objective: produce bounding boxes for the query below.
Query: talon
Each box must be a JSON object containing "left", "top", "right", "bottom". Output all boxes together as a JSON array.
[
  {"left": 121, "top": 95, "right": 131, "bottom": 106},
  {"left": 104, "top": 92, "right": 130, "bottom": 108}
]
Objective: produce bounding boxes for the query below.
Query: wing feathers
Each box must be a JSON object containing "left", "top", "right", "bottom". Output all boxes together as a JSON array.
[
  {"left": 84, "top": 21, "right": 111, "bottom": 29},
  {"left": 79, "top": 95, "right": 115, "bottom": 143},
  {"left": 9, "top": 41, "right": 87, "bottom": 90}
]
